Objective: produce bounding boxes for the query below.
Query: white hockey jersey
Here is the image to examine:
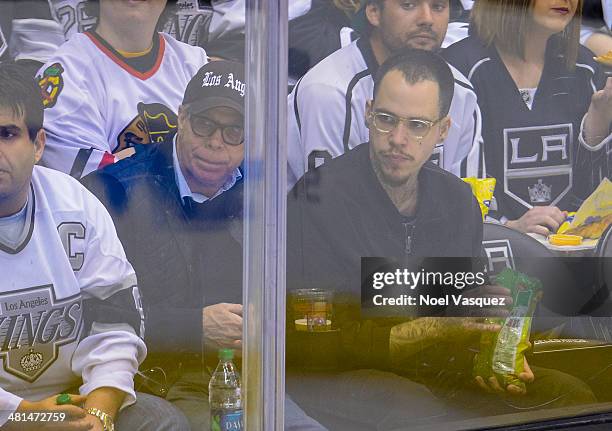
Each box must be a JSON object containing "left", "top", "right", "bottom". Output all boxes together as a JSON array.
[
  {"left": 37, "top": 31, "right": 208, "bottom": 177},
  {"left": 208, "top": 0, "right": 312, "bottom": 39},
  {"left": 0, "top": 166, "right": 146, "bottom": 426},
  {"left": 0, "top": 0, "right": 64, "bottom": 63},
  {"left": 287, "top": 38, "right": 484, "bottom": 188}
]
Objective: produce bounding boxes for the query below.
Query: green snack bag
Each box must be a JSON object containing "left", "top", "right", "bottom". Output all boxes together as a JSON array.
[{"left": 473, "top": 268, "right": 542, "bottom": 392}]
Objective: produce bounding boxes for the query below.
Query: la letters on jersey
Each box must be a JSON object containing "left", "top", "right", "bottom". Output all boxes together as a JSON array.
[
  {"left": 117, "top": 102, "right": 178, "bottom": 152},
  {"left": 503, "top": 123, "right": 573, "bottom": 209},
  {"left": 0, "top": 286, "right": 82, "bottom": 382},
  {"left": 38, "top": 63, "right": 66, "bottom": 109}
]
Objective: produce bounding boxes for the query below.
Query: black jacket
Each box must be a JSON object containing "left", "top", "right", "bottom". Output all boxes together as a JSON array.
[
  {"left": 82, "top": 141, "right": 243, "bottom": 360},
  {"left": 287, "top": 143, "right": 484, "bottom": 370}
]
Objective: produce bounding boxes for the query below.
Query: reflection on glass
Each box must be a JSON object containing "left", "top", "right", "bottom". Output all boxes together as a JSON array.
[
  {"left": 0, "top": 0, "right": 610, "bottom": 429},
  {"left": 286, "top": 0, "right": 612, "bottom": 429}
]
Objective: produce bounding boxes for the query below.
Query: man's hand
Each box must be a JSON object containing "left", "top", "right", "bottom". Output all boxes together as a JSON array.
[
  {"left": 4, "top": 394, "right": 91, "bottom": 430},
  {"left": 505, "top": 206, "right": 567, "bottom": 236},
  {"left": 203, "top": 303, "right": 243, "bottom": 351},
  {"left": 390, "top": 317, "right": 504, "bottom": 364},
  {"left": 475, "top": 355, "right": 535, "bottom": 396}
]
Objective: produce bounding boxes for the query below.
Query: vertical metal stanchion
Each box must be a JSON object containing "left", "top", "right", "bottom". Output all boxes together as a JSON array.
[{"left": 243, "top": 0, "right": 288, "bottom": 430}]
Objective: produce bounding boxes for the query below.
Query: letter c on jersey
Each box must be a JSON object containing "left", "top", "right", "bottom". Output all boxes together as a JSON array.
[{"left": 57, "top": 222, "right": 86, "bottom": 271}]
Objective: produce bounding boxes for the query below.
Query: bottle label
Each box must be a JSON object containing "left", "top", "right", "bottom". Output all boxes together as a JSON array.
[{"left": 211, "top": 409, "right": 243, "bottom": 431}]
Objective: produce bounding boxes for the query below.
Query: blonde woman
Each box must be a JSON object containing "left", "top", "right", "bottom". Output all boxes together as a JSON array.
[{"left": 444, "top": 0, "right": 611, "bottom": 235}]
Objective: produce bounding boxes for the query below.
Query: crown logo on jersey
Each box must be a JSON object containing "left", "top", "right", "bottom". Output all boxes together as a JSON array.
[
  {"left": 528, "top": 180, "right": 552, "bottom": 203},
  {"left": 20, "top": 349, "right": 44, "bottom": 373}
]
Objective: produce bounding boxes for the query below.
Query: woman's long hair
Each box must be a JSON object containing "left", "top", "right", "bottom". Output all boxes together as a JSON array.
[{"left": 471, "top": 0, "right": 583, "bottom": 69}]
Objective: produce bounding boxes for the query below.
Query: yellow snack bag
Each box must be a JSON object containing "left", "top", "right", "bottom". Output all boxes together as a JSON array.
[
  {"left": 462, "top": 178, "right": 496, "bottom": 220},
  {"left": 557, "top": 212, "right": 576, "bottom": 234},
  {"left": 563, "top": 179, "right": 612, "bottom": 239}
]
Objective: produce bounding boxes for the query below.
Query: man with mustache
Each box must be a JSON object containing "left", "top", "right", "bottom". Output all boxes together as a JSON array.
[
  {"left": 0, "top": 62, "right": 189, "bottom": 431},
  {"left": 286, "top": 49, "right": 596, "bottom": 428},
  {"left": 82, "top": 61, "right": 326, "bottom": 431},
  {"left": 286, "top": 0, "right": 483, "bottom": 188}
]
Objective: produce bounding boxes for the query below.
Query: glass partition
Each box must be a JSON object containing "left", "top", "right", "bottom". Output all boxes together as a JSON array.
[
  {"left": 283, "top": 0, "right": 612, "bottom": 430},
  {"left": 243, "top": 0, "right": 288, "bottom": 429},
  {"left": 0, "top": 0, "right": 611, "bottom": 430}
]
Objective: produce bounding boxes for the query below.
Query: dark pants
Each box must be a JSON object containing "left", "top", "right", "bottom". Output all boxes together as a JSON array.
[
  {"left": 286, "top": 367, "right": 597, "bottom": 431},
  {"left": 115, "top": 392, "right": 190, "bottom": 431},
  {"left": 166, "top": 368, "right": 327, "bottom": 431}
]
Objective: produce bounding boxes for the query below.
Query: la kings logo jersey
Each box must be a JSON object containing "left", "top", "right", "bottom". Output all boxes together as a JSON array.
[
  {"left": 443, "top": 35, "right": 606, "bottom": 221},
  {"left": 0, "top": 167, "right": 141, "bottom": 399},
  {"left": 0, "top": 285, "right": 82, "bottom": 383},
  {"left": 503, "top": 123, "right": 573, "bottom": 209}
]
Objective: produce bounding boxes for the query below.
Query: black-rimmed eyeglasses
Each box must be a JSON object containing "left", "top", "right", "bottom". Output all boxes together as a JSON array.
[{"left": 188, "top": 113, "right": 244, "bottom": 146}]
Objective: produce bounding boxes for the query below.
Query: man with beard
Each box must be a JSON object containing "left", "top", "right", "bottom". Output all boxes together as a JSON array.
[
  {"left": 286, "top": 0, "right": 483, "bottom": 188},
  {"left": 286, "top": 49, "right": 596, "bottom": 429}
]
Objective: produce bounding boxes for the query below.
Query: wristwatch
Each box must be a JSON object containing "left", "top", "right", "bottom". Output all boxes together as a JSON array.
[{"left": 86, "top": 407, "right": 115, "bottom": 431}]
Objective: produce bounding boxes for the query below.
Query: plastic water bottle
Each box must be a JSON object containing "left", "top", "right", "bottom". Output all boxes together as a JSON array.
[{"left": 209, "top": 348, "right": 243, "bottom": 431}]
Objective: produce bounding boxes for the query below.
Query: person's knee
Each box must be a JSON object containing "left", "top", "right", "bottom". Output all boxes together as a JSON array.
[
  {"left": 116, "top": 393, "right": 191, "bottom": 431},
  {"left": 285, "top": 395, "right": 328, "bottom": 431},
  {"left": 530, "top": 368, "right": 597, "bottom": 406},
  {"left": 551, "top": 372, "right": 597, "bottom": 405}
]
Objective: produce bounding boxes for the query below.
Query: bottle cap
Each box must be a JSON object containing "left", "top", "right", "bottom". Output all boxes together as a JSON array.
[{"left": 218, "top": 348, "right": 234, "bottom": 361}]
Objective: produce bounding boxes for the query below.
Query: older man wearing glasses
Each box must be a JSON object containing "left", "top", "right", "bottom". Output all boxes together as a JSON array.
[{"left": 83, "top": 61, "right": 326, "bottom": 431}]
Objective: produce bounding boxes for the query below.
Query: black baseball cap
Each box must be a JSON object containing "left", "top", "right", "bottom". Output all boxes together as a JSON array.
[{"left": 182, "top": 60, "right": 246, "bottom": 116}]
